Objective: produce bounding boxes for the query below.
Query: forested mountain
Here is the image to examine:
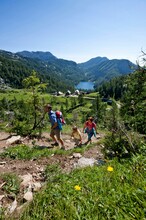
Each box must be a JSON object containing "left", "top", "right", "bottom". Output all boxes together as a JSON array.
[
  {"left": 0, "top": 50, "right": 85, "bottom": 92},
  {"left": 78, "top": 57, "right": 109, "bottom": 69},
  {"left": 17, "top": 51, "right": 137, "bottom": 86},
  {"left": 17, "top": 51, "right": 57, "bottom": 61},
  {"left": 16, "top": 50, "right": 86, "bottom": 85},
  {"left": 79, "top": 57, "right": 137, "bottom": 86},
  {"left": 0, "top": 49, "right": 137, "bottom": 92}
]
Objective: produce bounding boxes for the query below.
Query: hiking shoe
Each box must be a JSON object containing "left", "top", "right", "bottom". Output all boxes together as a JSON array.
[{"left": 51, "top": 142, "right": 59, "bottom": 146}]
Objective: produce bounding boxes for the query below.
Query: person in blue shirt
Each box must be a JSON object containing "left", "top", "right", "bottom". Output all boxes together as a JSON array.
[{"left": 44, "top": 104, "right": 65, "bottom": 149}]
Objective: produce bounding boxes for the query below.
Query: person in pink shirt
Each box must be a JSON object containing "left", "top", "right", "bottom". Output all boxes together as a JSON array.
[{"left": 83, "top": 117, "right": 97, "bottom": 143}]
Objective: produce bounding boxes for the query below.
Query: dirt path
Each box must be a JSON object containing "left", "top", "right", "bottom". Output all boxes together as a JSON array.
[{"left": 0, "top": 131, "right": 103, "bottom": 175}]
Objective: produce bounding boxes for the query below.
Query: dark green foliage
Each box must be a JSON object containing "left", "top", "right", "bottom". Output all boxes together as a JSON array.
[
  {"left": 106, "top": 100, "right": 119, "bottom": 131},
  {"left": 103, "top": 129, "right": 145, "bottom": 159},
  {"left": 96, "top": 61, "right": 146, "bottom": 134},
  {"left": 102, "top": 97, "right": 145, "bottom": 158},
  {"left": 1, "top": 72, "right": 47, "bottom": 136},
  {"left": 78, "top": 94, "right": 84, "bottom": 105},
  {"left": 96, "top": 75, "right": 127, "bottom": 100},
  {"left": 0, "top": 52, "right": 31, "bottom": 88},
  {"left": 90, "top": 93, "right": 107, "bottom": 124},
  {"left": 120, "top": 67, "right": 146, "bottom": 134}
]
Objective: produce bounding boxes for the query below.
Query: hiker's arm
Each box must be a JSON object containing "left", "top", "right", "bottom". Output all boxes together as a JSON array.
[
  {"left": 83, "top": 123, "right": 86, "bottom": 132},
  {"left": 95, "top": 126, "right": 97, "bottom": 133},
  {"left": 51, "top": 122, "right": 58, "bottom": 129},
  {"left": 93, "top": 122, "right": 97, "bottom": 132}
]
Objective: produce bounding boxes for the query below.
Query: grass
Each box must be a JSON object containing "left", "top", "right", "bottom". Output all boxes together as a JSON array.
[
  {"left": 0, "top": 142, "right": 96, "bottom": 160},
  {"left": 18, "top": 156, "right": 146, "bottom": 220},
  {"left": 0, "top": 173, "right": 21, "bottom": 196}
]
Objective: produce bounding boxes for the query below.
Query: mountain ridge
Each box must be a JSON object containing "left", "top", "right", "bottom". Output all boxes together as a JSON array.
[{"left": 0, "top": 49, "right": 137, "bottom": 91}]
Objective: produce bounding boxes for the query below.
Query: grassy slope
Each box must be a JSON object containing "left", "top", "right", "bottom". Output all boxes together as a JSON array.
[{"left": 20, "top": 157, "right": 146, "bottom": 220}]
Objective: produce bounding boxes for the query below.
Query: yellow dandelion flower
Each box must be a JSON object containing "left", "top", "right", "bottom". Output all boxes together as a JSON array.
[
  {"left": 107, "top": 166, "right": 114, "bottom": 172},
  {"left": 74, "top": 185, "right": 81, "bottom": 191}
]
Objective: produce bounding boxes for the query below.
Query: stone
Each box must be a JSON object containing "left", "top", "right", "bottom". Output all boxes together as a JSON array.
[
  {"left": 7, "top": 199, "right": 17, "bottom": 214},
  {"left": 32, "top": 182, "right": 42, "bottom": 192},
  {"left": 74, "top": 157, "right": 96, "bottom": 168},
  {"left": 6, "top": 135, "right": 21, "bottom": 144},
  {"left": 23, "top": 191, "right": 33, "bottom": 202},
  {"left": 20, "top": 173, "right": 33, "bottom": 187},
  {"left": 72, "top": 153, "right": 82, "bottom": 158}
]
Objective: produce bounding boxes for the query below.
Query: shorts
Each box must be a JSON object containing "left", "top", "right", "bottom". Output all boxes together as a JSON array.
[
  {"left": 50, "top": 128, "right": 61, "bottom": 139},
  {"left": 84, "top": 128, "right": 96, "bottom": 141}
]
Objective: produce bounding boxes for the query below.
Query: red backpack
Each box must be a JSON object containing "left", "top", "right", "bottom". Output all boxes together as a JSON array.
[{"left": 56, "top": 111, "right": 66, "bottom": 125}]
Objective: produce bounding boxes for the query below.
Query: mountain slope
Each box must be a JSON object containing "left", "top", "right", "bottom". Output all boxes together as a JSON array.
[
  {"left": 0, "top": 50, "right": 84, "bottom": 92},
  {"left": 78, "top": 57, "right": 109, "bottom": 69},
  {"left": 0, "top": 50, "right": 137, "bottom": 91},
  {"left": 16, "top": 51, "right": 57, "bottom": 61},
  {"left": 78, "top": 57, "right": 137, "bottom": 86}
]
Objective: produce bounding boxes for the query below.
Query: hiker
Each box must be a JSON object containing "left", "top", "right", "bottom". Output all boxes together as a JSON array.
[
  {"left": 44, "top": 104, "right": 65, "bottom": 149},
  {"left": 83, "top": 117, "right": 97, "bottom": 144},
  {"left": 71, "top": 126, "right": 82, "bottom": 146}
]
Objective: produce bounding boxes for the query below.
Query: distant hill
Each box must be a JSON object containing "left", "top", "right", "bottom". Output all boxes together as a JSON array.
[
  {"left": 0, "top": 49, "right": 137, "bottom": 91},
  {"left": 78, "top": 57, "right": 109, "bottom": 69},
  {"left": 16, "top": 51, "right": 57, "bottom": 61},
  {"left": 78, "top": 57, "right": 137, "bottom": 86}
]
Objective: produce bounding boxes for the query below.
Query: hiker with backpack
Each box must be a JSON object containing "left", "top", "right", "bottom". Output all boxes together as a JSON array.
[
  {"left": 83, "top": 116, "right": 97, "bottom": 144},
  {"left": 44, "top": 104, "right": 65, "bottom": 150}
]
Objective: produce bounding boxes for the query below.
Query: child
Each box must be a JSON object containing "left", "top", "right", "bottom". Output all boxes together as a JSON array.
[
  {"left": 71, "top": 126, "right": 82, "bottom": 146},
  {"left": 83, "top": 117, "right": 97, "bottom": 143}
]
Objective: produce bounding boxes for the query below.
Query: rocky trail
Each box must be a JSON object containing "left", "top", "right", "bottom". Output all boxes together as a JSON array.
[{"left": 0, "top": 130, "right": 105, "bottom": 217}]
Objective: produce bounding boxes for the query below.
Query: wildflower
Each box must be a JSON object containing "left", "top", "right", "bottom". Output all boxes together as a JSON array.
[
  {"left": 74, "top": 185, "right": 81, "bottom": 191},
  {"left": 107, "top": 166, "right": 114, "bottom": 172}
]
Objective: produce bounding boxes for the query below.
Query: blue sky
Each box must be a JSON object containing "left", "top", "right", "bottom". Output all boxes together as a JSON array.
[{"left": 0, "top": 0, "right": 146, "bottom": 64}]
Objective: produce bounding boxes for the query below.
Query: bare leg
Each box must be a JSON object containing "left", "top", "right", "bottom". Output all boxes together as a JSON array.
[
  {"left": 57, "top": 138, "right": 65, "bottom": 149},
  {"left": 50, "top": 133, "right": 58, "bottom": 143}
]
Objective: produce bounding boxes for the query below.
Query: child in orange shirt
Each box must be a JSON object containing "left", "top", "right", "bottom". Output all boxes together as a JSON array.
[{"left": 71, "top": 126, "right": 82, "bottom": 146}]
